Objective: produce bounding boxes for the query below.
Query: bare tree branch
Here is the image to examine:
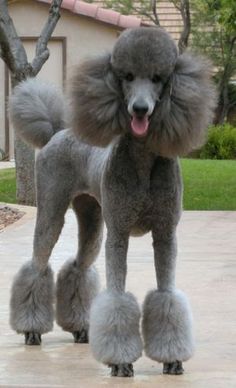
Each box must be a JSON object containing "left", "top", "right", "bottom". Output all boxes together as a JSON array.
[
  {"left": 131, "top": 3, "right": 159, "bottom": 25},
  {"left": 228, "top": 100, "right": 236, "bottom": 110},
  {"left": 31, "top": 0, "right": 63, "bottom": 74},
  {"left": 0, "top": 0, "right": 28, "bottom": 72},
  {"left": 172, "top": 0, "right": 181, "bottom": 12},
  {"left": 172, "top": 0, "right": 191, "bottom": 53},
  {"left": 150, "top": 0, "right": 160, "bottom": 26}
]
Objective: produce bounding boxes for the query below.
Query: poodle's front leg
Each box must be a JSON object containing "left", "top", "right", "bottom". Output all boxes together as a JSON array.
[
  {"left": 89, "top": 229, "right": 143, "bottom": 377},
  {"left": 142, "top": 229, "right": 194, "bottom": 375}
]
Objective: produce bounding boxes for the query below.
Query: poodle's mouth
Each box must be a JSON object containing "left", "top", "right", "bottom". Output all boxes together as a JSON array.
[{"left": 131, "top": 115, "right": 150, "bottom": 137}]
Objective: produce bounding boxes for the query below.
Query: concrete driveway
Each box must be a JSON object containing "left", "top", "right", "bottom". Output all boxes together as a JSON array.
[
  {"left": 0, "top": 207, "right": 236, "bottom": 387},
  {"left": 0, "top": 161, "right": 15, "bottom": 169}
]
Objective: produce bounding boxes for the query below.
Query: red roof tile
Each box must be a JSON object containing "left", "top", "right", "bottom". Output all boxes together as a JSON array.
[
  {"left": 61, "top": 0, "right": 76, "bottom": 11},
  {"left": 96, "top": 7, "right": 120, "bottom": 25},
  {"left": 74, "top": 2, "right": 99, "bottom": 18},
  {"left": 37, "top": 0, "right": 143, "bottom": 29},
  {"left": 119, "top": 14, "right": 141, "bottom": 28}
]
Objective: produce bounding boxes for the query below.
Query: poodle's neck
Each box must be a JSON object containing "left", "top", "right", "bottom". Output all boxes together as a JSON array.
[
  {"left": 125, "top": 132, "right": 155, "bottom": 154},
  {"left": 122, "top": 134, "right": 156, "bottom": 177}
]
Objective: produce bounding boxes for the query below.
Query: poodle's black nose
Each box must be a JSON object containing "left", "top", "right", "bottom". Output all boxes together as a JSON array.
[{"left": 133, "top": 102, "right": 149, "bottom": 117}]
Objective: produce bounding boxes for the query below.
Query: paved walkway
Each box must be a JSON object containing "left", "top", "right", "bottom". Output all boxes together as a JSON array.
[
  {"left": 0, "top": 161, "right": 15, "bottom": 169},
  {"left": 0, "top": 207, "right": 236, "bottom": 387}
]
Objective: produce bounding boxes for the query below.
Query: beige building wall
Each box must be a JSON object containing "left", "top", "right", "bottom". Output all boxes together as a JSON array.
[
  {"left": 0, "top": 0, "right": 120, "bottom": 158},
  {"left": 0, "top": 62, "right": 5, "bottom": 157}
]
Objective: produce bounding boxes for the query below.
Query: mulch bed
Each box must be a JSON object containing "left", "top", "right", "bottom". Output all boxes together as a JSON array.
[{"left": 0, "top": 205, "right": 25, "bottom": 231}]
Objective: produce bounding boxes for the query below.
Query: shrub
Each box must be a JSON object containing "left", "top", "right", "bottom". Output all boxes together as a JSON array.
[{"left": 200, "top": 124, "right": 236, "bottom": 160}]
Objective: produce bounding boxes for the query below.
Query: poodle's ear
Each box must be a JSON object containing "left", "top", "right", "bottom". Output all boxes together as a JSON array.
[
  {"left": 68, "top": 54, "right": 128, "bottom": 147},
  {"left": 150, "top": 53, "right": 218, "bottom": 157}
]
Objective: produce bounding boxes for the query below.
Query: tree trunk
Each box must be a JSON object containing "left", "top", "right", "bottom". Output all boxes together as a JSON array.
[
  {"left": 11, "top": 69, "right": 36, "bottom": 206},
  {"left": 215, "top": 36, "right": 236, "bottom": 125},
  {"left": 216, "top": 84, "right": 230, "bottom": 125},
  {"left": 14, "top": 136, "right": 35, "bottom": 206}
]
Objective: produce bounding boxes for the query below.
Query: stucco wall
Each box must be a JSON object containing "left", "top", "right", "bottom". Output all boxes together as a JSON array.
[
  {"left": 0, "top": 0, "right": 120, "bottom": 158},
  {"left": 0, "top": 63, "right": 5, "bottom": 156},
  {"left": 9, "top": 1, "right": 119, "bottom": 66}
]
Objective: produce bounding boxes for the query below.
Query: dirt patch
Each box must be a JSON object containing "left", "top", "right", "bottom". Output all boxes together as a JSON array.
[{"left": 0, "top": 205, "right": 25, "bottom": 231}]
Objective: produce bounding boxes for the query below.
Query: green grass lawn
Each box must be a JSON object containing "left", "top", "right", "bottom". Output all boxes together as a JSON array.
[
  {"left": 181, "top": 159, "right": 236, "bottom": 210},
  {"left": 0, "top": 168, "right": 17, "bottom": 204},
  {"left": 0, "top": 160, "right": 236, "bottom": 209}
]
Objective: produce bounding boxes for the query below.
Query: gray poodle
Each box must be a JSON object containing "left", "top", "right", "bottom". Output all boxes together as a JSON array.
[{"left": 9, "top": 27, "right": 216, "bottom": 377}]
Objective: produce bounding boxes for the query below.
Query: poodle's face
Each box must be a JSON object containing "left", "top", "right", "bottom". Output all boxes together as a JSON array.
[
  {"left": 72, "top": 26, "right": 216, "bottom": 155},
  {"left": 111, "top": 28, "right": 178, "bottom": 138}
]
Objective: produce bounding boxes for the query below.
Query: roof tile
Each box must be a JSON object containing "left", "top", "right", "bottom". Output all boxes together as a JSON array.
[
  {"left": 74, "top": 1, "right": 99, "bottom": 18},
  {"left": 37, "top": 0, "right": 144, "bottom": 29},
  {"left": 62, "top": 0, "right": 76, "bottom": 11},
  {"left": 96, "top": 7, "right": 120, "bottom": 25},
  {"left": 119, "top": 14, "right": 141, "bottom": 29}
]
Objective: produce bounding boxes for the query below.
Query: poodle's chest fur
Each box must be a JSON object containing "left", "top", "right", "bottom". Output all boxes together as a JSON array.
[{"left": 101, "top": 137, "right": 182, "bottom": 236}]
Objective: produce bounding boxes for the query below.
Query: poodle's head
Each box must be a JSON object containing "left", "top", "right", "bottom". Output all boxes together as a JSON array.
[
  {"left": 111, "top": 28, "right": 178, "bottom": 139},
  {"left": 70, "top": 27, "right": 217, "bottom": 156}
]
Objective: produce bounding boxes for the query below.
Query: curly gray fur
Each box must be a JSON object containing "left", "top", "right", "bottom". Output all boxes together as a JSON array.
[
  {"left": 56, "top": 259, "right": 100, "bottom": 333},
  {"left": 149, "top": 53, "right": 217, "bottom": 156},
  {"left": 69, "top": 54, "right": 129, "bottom": 147},
  {"left": 10, "top": 261, "right": 54, "bottom": 334},
  {"left": 142, "top": 289, "right": 194, "bottom": 363},
  {"left": 89, "top": 291, "right": 143, "bottom": 364},
  {"left": 9, "top": 78, "right": 66, "bottom": 149}
]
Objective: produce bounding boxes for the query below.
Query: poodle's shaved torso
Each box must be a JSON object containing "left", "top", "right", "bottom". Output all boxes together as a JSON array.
[{"left": 41, "top": 128, "right": 181, "bottom": 237}]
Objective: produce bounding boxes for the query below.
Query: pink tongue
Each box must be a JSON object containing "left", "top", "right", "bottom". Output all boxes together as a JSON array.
[{"left": 131, "top": 116, "right": 149, "bottom": 136}]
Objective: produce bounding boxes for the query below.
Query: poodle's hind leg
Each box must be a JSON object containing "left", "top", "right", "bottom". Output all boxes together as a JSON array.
[
  {"left": 142, "top": 228, "right": 194, "bottom": 374},
  {"left": 56, "top": 194, "right": 103, "bottom": 343},
  {"left": 89, "top": 228, "right": 143, "bottom": 377},
  {"left": 10, "top": 156, "right": 72, "bottom": 345}
]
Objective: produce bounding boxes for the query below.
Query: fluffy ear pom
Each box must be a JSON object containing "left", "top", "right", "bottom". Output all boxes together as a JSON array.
[
  {"left": 149, "top": 53, "right": 218, "bottom": 157},
  {"left": 69, "top": 54, "right": 129, "bottom": 147}
]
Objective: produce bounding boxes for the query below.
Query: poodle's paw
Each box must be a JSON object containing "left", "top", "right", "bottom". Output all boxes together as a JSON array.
[
  {"left": 10, "top": 262, "right": 54, "bottom": 335},
  {"left": 73, "top": 329, "right": 89, "bottom": 344},
  {"left": 163, "top": 361, "right": 184, "bottom": 375},
  {"left": 56, "top": 260, "right": 100, "bottom": 334},
  {"left": 110, "top": 363, "right": 134, "bottom": 377},
  {"left": 89, "top": 291, "right": 143, "bottom": 365},
  {"left": 142, "top": 289, "right": 194, "bottom": 363},
  {"left": 25, "top": 332, "right": 42, "bottom": 346}
]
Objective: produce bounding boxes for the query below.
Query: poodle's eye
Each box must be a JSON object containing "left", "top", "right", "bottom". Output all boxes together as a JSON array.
[
  {"left": 152, "top": 74, "right": 162, "bottom": 83},
  {"left": 124, "top": 73, "right": 134, "bottom": 82}
]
